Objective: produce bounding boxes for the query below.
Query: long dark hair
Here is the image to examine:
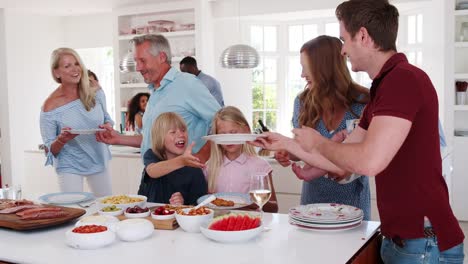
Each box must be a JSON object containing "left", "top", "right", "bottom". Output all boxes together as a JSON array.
[{"left": 127, "top": 92, "right": 150, "bottom": 130}]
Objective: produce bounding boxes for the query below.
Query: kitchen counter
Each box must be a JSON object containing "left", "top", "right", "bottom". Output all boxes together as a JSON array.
[{"left": 0, "top": 204, "right": 381, "bottom": 264}]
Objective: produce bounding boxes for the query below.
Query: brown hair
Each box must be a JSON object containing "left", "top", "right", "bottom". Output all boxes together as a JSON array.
[
  {"left": 335, "top": 0, "right": 399, "bottom": 52},
  {"left": 298, "top": 35, "right": 369, "bottom": 129},
  {"left": 151, "top": 112, "right": 187, "bottom": 160}
]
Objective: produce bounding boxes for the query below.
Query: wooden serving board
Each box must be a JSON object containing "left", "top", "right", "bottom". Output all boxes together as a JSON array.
[{"left": 0, "top": 206, "right": 86, "bottom": 230}]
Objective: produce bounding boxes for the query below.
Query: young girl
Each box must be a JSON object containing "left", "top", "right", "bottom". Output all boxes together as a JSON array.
[
  {"left": 126, "top": 92, "right": 150, "bottom": 134},
  {"left": 205, "top": 106, "right": 278, "bottom": 213},
  {"left": 137, "top": 112, "right": 207, "bottom": 205}
]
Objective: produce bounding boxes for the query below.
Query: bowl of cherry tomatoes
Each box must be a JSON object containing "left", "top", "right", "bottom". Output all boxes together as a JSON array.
[
  {"left": 65, "top": 224, "right": 116, "bottom": 250},
  {"left": 151, "top": 205, "right": 176, "bottom": 220}
]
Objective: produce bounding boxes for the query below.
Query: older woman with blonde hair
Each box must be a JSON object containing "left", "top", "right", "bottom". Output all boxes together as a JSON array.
[
  {"left": 280, "top": 35, "right": 371, "bottom": 219},
  {"left": 40, "top": 47, "right": 114, "bottom": 197}
]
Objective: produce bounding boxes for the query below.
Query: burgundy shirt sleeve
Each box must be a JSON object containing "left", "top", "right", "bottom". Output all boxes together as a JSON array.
[{"left": 372, "top": 69, "right": 422, "bottom": 122}]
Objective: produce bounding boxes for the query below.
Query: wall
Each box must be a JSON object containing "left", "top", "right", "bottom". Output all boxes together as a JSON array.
[
  {"left": 0, "top": 10, "right": 113, "bottom": 187},
  {"left": 0, "top": 10, "right": 9, "bottom": 185},
  {"left": 1, "top": 10, "right": 64, "bottom": 186},
  {"left": 63, "top": 13, "right": 113, "bottom": 49}
]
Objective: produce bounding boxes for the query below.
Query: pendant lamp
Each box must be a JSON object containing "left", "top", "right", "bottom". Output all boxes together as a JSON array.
[
  {"left": 119, "top": 40, "right": 136, "bottom": 72},
  {"left": 219, "top": 0, "right": 259, "bottom": 69}
]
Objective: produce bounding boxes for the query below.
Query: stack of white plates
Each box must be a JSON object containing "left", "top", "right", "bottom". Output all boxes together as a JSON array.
[{"left": 288, "top": 203, "right": 363, "bottom": 231}]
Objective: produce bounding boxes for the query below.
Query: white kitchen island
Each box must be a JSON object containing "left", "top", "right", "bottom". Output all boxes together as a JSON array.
[{"left": 0, "top": 207, "right": 381, "bottom": 264}]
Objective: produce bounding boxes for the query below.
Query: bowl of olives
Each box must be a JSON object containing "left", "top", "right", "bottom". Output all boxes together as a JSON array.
[
  {"left": 98, "top": 205, "right": 123, "bottom": 217},
  {"left": 124, "top": 206, "right": 150, "bottom": 218}
]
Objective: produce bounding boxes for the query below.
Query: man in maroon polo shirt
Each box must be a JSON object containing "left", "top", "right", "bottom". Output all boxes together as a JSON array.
[{"left": 250, "top": 0, "right": 465, "bottom": 263}]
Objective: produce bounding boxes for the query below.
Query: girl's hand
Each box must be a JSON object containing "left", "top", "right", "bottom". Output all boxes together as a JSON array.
[
  {"left": 274, "top": 150, "right": 291, "bottom": 167},
  {"left": 249, "top": 132, "right": 293, "bottom": 151},
  {"left": 169, "top": 192, "right": 184, "bottom": 205},
  {"left": 180, "top": 142, "right": 206, "bottom": 168},
  {"left": 58, "top": 127, "right": 78, "bottom": 144}
]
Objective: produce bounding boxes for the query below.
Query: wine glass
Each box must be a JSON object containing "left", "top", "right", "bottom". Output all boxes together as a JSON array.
[{"left": 249, "top": 173, "right": 272, "bottom": 218}]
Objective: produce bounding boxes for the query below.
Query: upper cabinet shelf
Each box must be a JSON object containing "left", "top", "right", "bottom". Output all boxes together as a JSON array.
[{"left": 118, "top": 30, "right": 195, "bottom": 40}]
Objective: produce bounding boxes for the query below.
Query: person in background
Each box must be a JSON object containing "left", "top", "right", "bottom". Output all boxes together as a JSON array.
[
  {"left": 88, "top": 69, "right": 98, "bottom": 83},
  {"left": 180, "top": 56, "right": 225, "bottom": 107},
  {"left": 204, "top": 106, "right": 278, "bottom": 213},
  {"left": 138, "top": 112, "right": 207, "bottom": 205},
  {"left": 97, "top": 35, "right": 220, "bottom": 163},
  {"left": 126, "top": 92, "right": 150, "bottom": 134},
  {"left": 254, "top": 1, "right": 465, "bottom": 263},
  {"left": 40, "top": 48, "right": 114, "bottom": 197},
  {"left": 276, "top": 35, "right": 371, "bottom": 220}
]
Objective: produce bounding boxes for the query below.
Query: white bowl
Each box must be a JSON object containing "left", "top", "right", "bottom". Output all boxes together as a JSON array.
[
  {"left": 200, "top": 222, "right": 263, "bottom": 243},
  {"left": 65, "top": 225, "right": 116, "bottom": 250},
  {"left": 97, "top": 194, "right": 147, "bottom": 210},
  {"left": 98, "top": 207, "right": 123, "bottom": 217},
  {"left": 151, "top": 212, "right": 175, "bottom": 220},
  {"left": 115, "top": 219, "right": 154, "bottom": 242},
  {"left": 75, "top": 215, "right": 120, "bottom": 228},
  {"left": 124, "top": 210, "right": 150, "bottom": 219},
  {"left": 175, "top": 208, "right": 214, "bottom": 233}
]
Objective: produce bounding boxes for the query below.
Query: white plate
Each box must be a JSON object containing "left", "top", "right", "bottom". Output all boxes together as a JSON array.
[
  {"left": 197, "top": 193, "right": 252, "bottom": 210},
  {"left": 289, "top": 203, "right": 363, "bottom": 222},
  {"left": 289, "top": 217, "right": 362, "bottom": 228},
  {"left": 39, "top": 192, "right": 94, "bottom": 205},
  {"left": 200, "top": 222, "right": 263, "bottom": 243},
  {"left": 289, "top": 214, "right": 363, "bottom": 225},
  {"left": 290, "top": 220, "right": 362, "bottom": 232},
  {"left": 66, "top": 129, "right": 105, "bottom": 135},
  {"left": 202, "top": 134, "right": 267, "bottom": 145}
]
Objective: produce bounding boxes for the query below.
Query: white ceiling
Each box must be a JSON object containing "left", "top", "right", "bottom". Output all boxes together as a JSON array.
[{"left": 0, "top": 0, "right": 181, "bottom": 15}]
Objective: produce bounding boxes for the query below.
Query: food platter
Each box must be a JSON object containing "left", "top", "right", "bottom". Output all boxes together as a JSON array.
[
  {"left": 202, "top": 134, "right": 267, "bottom": 145},
  {"left": 197, "top": 193, "right": 252, "bottom": 210},
  {"left": 0, "top": 205, "right": 86, "bottom": 230}
]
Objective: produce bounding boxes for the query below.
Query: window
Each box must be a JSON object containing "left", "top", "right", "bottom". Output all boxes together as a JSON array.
[
  {"left": 400, "top": 13, "right": 424, "bottom": 67},
  {"left": 249, "top": 12, "right": 423, "bottom": 135},
  {"left": 250, "top": 20, "right": 371, "bottom": 135},
  {"left": 77, "top": 47, "right": 115, "bottom": 122},
  {"left": 251, "top": 25, "right": 279, "bottom": 132}
]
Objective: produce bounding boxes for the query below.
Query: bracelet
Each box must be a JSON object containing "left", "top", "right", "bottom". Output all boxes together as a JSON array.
[{"left": 56, "top": 138, "right": 66, "bottom": 145}]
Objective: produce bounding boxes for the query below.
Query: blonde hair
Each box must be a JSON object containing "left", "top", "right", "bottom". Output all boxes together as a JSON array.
[
  {"left": 298, "top": 36, "right": 369, "bottom": 128},
  {"left": 206, "top": 106, "right": 257, "bottom": 193},
  {"left": 151, "top": 112, "right": 187, "bottom": 160},
  {"left": 50, "top": 48, "right": 96, "bottom": 111}
]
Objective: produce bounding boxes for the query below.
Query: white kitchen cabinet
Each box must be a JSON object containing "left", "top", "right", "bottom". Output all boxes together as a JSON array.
[
  {"left": 112, "top": 1, "right": 201, "bottom": 132},
  {"left": 23, "top": 151, "right": 143, "bottom": 199},
  {"left": 445, "top": 0, "right": 468, "bottom": 220}
]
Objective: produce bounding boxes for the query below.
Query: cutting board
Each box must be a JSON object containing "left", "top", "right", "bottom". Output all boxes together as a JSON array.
[{"left": 0, "top": 206, "right": 86, "bottom": 230}]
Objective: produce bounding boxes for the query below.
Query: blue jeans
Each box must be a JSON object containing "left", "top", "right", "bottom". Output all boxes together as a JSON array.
[{"left": 381, "top": 236, "right": 465, "bottom": 264}]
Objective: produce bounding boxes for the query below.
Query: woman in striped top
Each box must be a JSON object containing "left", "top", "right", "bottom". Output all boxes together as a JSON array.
[{"left": 40, "top": 48, "right": 114, "bottom": 197}]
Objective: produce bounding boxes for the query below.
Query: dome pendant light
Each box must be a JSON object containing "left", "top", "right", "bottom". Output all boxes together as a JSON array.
[
  {"left": 119, "top": 40, "right": 136, "bottom": 72},
  {"left": 219, "top": 0, "right": 259, "bottom": 69}
]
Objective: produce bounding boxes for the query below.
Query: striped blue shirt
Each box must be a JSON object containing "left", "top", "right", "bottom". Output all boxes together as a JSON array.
[
  {"left": 40, "top": 89, "right": 113, "bottom": 175},
  {"left": 141, "top": 67, "right": 221, "bottom": 156}
]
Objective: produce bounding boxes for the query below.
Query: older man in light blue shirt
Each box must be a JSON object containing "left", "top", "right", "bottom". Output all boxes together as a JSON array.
[
  {"left": 141, "top": 67, "right": 220, "bottom": 154},
  {"left": 97, "top": 35, "right": 220, "bottom": 163},
  {"left": 180, "top": 56, "right": 224, "bottom": 106}
]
